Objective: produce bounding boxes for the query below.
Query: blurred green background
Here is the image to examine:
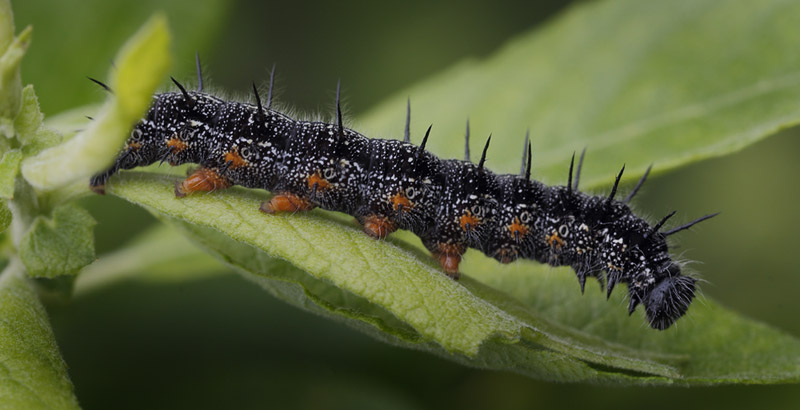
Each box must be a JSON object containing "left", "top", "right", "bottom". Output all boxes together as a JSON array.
[{"left": 13, "top": 0, "right": 800, "bottom": 408}]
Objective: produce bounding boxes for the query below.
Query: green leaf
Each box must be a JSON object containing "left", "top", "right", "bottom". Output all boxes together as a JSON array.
[
  {"left": 75, "top": 224, "right": 225, "bottom": 295},
  {"left": 0, "top": 198, "right": 11, "bottom": 234},
  {"left": 43, "top": 104, "right": 101, "bottom": 136},
  {"left": 13, "top": 0, "right": 231, "bottom": 115},
  {"left": 13, "top": 85, "right": 43, "bottom": 141},
  {"left": 111, "top": 14, "right": 172, "bottom": 120},
  {"left": 14, "top": 85, "right": 62, "bottom": 157},
  {"left": 358, "top": 0, "right": 800, "bottom": 188},
  {"left": 20, "top": 14, "right": 171, "bottom": 191},
  {"left": 19, "top": 202, "right": 96, "bottom": 278},
  {"left": 0, "top": 15, "right": 30, "bottom": 137},
  {"left": 108, "top": 173, "right": 800, "bottom": 385},
  {"left": 0, "top": 149, "right": 22, "bottom": 198},
  {"left": 0, "top": 0, "right": 13, "bottom": 51},
  {"left": 0, "top": 259, "right": 80, "bottom": 409}
]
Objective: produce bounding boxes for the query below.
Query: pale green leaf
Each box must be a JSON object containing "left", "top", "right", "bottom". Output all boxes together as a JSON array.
[
  {"left": 108, "top": 173, "right": 800, "bottom": 385},
  {"left": 75, "top": 224, "right": 224, "bottom": 295},
  {"left": 13, "top": 0, "right": 231, "bottom": 114},
  {"left": 14, "top": 85, "right": 62, "bottom": 157},
  {"left": 0, "top": 149, "right": 21, "bottom": 198},
  {"left": 19, "top": 202, "right": 96, "bottom": 278},
  {"left": 112, "top": 13, "right": 172, "bottom": 120},
  {"left": 358, "top": 0, "right": 800, "bottom": 188},
  {"left": 43, "top": 104, "right": 101, "bottom": 138},
  {"left": 0, "top": 198, "right": 10, "bottom": 233},
  {"left": 20, "top": 14, "right": 171, "bottom": 191},
  {"left": 110, "top": 174, "right": 521, "bottom": 356},
  {"left": 0, "top": 23, "right": 30, "bottom": 137},
  {"left": 12, "top": 85, "right": 42, "bottom": 141},
  {"left": 21, "top": 127, "right": 60, "bottom": 158},
  {"left": 0, "top": 0, "right": 13, "bottom": 52},
  {"left": 0, "top": 259, "right": 80, "bottom": 409}
]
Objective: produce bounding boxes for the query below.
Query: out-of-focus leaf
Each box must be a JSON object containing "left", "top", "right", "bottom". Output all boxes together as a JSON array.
[
  {"left": 0, "top": 259, "right": 80, "bottom": 409},
  {"left": 0, "top": 2, "right": 30, "bottom": 137},
  {"left": 358, "top": 0, "right": 800, "bottom": 189},
  {"left": 0, "top": 198, "right": 11, "bottom": 233},
  {"left": 20, "top": 14, "right": 171, "bottom": 191},
  {"left": 43, "top": 104, "right": 101, "bottom": 139},
  {"left": 14, "top": 0, "right": 231, "bottom": 115},
  {"left": 0, "top": 0, "right": 13, "bottom": 51},
  {"left": 75, "top": 224, "right": 225, "bottom": 295},
  {"left": 19, "top": 202, "right": 96, "bottom": 278}
]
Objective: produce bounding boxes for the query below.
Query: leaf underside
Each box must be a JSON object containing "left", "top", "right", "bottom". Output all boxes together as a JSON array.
[{"left": 108, "top": 173, "right": 800, "bottom": 385}]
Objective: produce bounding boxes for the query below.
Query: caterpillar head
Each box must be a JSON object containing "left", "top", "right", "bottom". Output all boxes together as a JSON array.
[
  {"left": 88, "top": 119, "right": 161, "bottom": 194},
  {"left": 643, "top": 264, "right": 696, "bottom": 330}
]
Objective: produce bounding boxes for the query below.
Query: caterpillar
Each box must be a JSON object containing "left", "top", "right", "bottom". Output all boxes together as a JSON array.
[{"left": 89, "top": 59, "right": 716, "bottom": 330}]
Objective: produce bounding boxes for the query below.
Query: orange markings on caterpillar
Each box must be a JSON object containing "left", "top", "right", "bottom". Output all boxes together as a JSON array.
[
  {"left": 307, "top": 172, "right": 330, "bottom": 191},
  {"left": 391, "top": 192, "right": 412, "bottom": 212},
  {"left": 224, "top": 150, "right": 247, "bottom": 168},
  {"left": 546, "top": 231, "right": 564, "bottom": 250},
  {"left": 459, "top": 212, "right": 481, "bottom": 232},
  {"left": 508, "top": 218, "right": 529, "bottom": 240},
  {"left": 166, "top": 137, "right": 188, "bottom": 152}
]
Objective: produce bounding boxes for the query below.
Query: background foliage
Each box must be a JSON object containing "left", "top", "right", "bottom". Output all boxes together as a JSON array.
[{"left": 9, "top": 0, "right": 800, "bottom": 408}]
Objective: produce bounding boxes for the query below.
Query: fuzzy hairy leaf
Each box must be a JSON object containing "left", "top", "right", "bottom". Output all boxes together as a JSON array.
[
  {"left": 0, "top": 260, "right": 80, "bottom": 409},
  {"left": 19, "top": 202, "right": 96, "bottom": 278},
  {"left": 109, "top": 173, "right": 800, "bottom": 385},
  {"left": 0, "top": 149, "right": 21, "bottom": 198},
  {"left": 13, "top": 85, "right": 43, "bottom": 141},
  {"left": 14, "top": 85, "right": 61, "bottom": 157}
]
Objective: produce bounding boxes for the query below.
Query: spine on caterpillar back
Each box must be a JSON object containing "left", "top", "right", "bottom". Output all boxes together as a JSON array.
[{"left": 90, "top": 86, "right": 708, "bottom": 330}]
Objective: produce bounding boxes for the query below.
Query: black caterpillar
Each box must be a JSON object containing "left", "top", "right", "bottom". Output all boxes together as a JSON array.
[{"left": 89, "top": 60, "right": 716, "bottom": 330}]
